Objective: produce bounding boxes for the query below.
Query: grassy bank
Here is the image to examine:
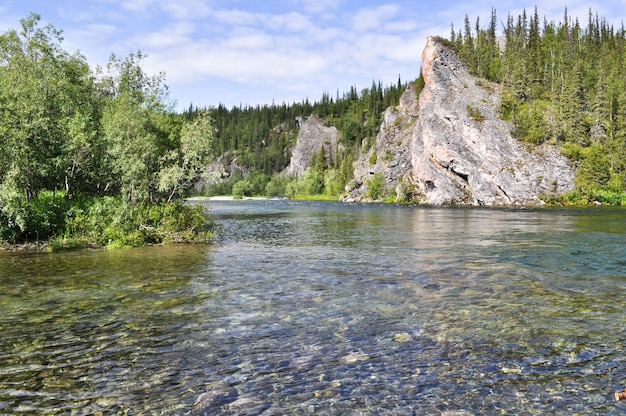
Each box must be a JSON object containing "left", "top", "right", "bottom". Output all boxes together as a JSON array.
[{"left": 0, "top": 191, "right": 214, "bottom": 250}]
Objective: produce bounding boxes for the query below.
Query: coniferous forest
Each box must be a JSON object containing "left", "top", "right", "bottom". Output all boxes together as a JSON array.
[
  {"left": 2, "top": 8, "right": 626, "bottom": 246},
  {"left": 449, "top": 7, "right": 626, "bottom": 204},
  {"left": 184, "top": 79, "right": 406, "bottom": 199}
]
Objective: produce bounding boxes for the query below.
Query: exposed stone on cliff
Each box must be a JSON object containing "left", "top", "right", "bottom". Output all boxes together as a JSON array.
[
  {"left": 347, "top": 36, "right": 575, "bottom": 205},
  {"left": 284, "top": 114, "right": 340, "bottom": 177},
  {"left": 411, "top": 36, "right": 574, "bottom": 205},
  {"left": 344, "top": 83, "right": 418, "bottom": 202},
  {"left": 193, "top": 155, "right": 249, "bottom": 194}
]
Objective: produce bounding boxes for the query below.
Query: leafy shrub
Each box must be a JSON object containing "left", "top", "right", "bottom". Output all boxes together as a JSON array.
[
  {"left": 365, "top": 172, "right": 386, "bottom": 200},
  {"left": 265, "top": 175, "right": 290, "bottom": 196},
  {"left": 369, "top": 150, "right": 378, "bottom": 166},
  {"left": 466, "top": 105, "right": 486, "bottom": 122},
  {"left": 0, "top": 191, "right": 70, "bottom": 243},
  {"left": 232, "top": 180, "right": 253, "bottom": 199}
]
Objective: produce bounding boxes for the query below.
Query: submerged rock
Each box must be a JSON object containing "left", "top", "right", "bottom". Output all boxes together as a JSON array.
[{"left": 193, "top": 381, "right": 238, "bottom": 410}]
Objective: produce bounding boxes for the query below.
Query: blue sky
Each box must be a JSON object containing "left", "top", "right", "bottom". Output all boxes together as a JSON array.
[{"left": 0, "top": 1, "right": 624, "bottom": 111}]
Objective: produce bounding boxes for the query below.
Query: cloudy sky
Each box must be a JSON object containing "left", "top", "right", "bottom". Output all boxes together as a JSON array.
[{"left": 0, "top": 1, "right": 624, "bottom": 110}]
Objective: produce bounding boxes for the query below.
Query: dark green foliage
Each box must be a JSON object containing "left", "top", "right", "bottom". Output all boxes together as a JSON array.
[
  {"left": 452, "top": 7, "right": 626, "bottom": 204},
  {"left": 265, "top": 175, "right": 291, "bottom": 197},
  {"left": 0, "top": 191, "right": 70, "bottom": 242},
  {"left": 230, "top": 172, "right": 271, "bottom": 199},
  {"left": 186, "top": 79, "right": 406, "bottom": 179}
]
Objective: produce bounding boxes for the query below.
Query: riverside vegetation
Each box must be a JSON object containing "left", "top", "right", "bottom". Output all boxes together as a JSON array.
[
  {"left": 0, "top": 14, "right": 214, "bottom": 248},
  {"left": 2, "top": 8, "right": 626, "bottom": 247}
]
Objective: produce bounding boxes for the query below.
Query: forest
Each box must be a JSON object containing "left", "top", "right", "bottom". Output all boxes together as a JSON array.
[
  {"left": 187, "top": 6, "right": 626, "bottom": 205},
  {"left": 185, "top": 78, "right": 406, "bottom": 199},
  {"left": 449, "top": 7, "right": 626, "bottom": 204}
]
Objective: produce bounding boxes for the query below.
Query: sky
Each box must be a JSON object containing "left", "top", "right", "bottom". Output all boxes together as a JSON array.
[{"left": 0, "top": 1, "right": 624, "bottom": 111}]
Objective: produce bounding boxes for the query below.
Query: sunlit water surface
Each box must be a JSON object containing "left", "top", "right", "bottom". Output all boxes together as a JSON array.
[{"left": 1, "top": 199, "right": 625, "bottom": 415}]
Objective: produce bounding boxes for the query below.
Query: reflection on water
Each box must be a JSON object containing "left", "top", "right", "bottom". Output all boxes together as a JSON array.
[{"left": 1, "top": 200, "right": 625, "bottom": 414}]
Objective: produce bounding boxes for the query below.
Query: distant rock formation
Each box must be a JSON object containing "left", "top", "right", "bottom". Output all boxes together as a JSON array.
[
  {"left": 344, "top": 82, "right": 418, "bottom": 202},
  {"left": 193, "top": 155, "right": 249, "bottom": 194},
  {"left": 347, "top": 36, "right": 575, "bottom": 205},
  {"left": 284, "top": 114, "right": 340, "bottom": 177}
]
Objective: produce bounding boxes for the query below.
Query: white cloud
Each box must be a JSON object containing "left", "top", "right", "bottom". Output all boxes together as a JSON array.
[
  {"left": 352, "top": 4, "right": 400, "bottom": 32},
  {"left": 212, "top": 9, "right": 259, "bottom": 26},
  {"left": 4, "top": 0, "right": 625, "bottom": 110},
  {"left": 136, "top": 22, "right": 195, "bottom": 48},
  {"left": 120, "top": 0, "right": 156, "bottom": 13},
  {"left": 159, "top": 0, "right": 212, "bottom": 20}
]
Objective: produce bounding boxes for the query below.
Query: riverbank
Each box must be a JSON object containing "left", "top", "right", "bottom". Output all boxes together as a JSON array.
[
  {"left": 187, "top": 196, "right": 265, "bottom": 201},
  {"left": 0, "top": 242, "right": 49, "bottom": 251},
  {"left": 187, "top": 196, "right": 290, "bottom": 202}
]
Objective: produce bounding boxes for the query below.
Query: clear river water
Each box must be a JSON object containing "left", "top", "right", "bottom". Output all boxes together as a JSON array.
[{"left": 1, "top": 199, "right": 625, "bottom": 415}]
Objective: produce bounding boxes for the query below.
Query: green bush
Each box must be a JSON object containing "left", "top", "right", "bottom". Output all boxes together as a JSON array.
[
  {"left": 0, "top": 191, "right": 70, "bottom": 243},
  {"left": 1, "top": 192, "right": 214, "bottom": 247},
  {"left": 365, "top": 172, "right": 386, "bottom": 200},
  {"left": 369, "top": 150, "right": 378, "bottom": 166},
  {"left": 232, "top": 180, "right": 253, "bottom": 199},
  {"left": 466, "top": 104, "right": 486, "bottom": 122},
  {"left": 265, "top": 175, "right": 290, "bottom": 196}
]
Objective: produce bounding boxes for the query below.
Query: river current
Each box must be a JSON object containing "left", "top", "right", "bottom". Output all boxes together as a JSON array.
[{"left": 1, "top": 199, "right": 625, "bottom": 414}]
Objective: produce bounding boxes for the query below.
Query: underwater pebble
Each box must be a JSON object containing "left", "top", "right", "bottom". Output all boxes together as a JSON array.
[
  {"left": 393, "top": 332, "right": 413, "bottom": 343},
  {"left": 342, "top": 351, "right": 369, "bottom": 364}
]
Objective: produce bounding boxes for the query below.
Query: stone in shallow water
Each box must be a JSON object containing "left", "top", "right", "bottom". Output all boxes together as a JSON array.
[
  {"left": 193, "top": 381, "right": 237, "bottom": 409},
  {"left": 224, "top": 396, "right": 268, "bottom": 414},
  {"left": 342, "top": 351, "right": 369, "bottom": 364},
  {"left": 501, "top": 367, "right": 522, "bottom": 375},
  {"left": 394, "top": 332, "right": 413, "bottom": 343}
]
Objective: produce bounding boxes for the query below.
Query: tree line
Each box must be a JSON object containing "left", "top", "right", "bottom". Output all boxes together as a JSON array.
[
  {"left": 184, "top": 75, "right": 406, "bottom": 199},
  {"left": 185, "top": 79, "right": 406, "bottom": 175},
  {"left": 450, "top": 7, "right": 626, "bottom": 204}
]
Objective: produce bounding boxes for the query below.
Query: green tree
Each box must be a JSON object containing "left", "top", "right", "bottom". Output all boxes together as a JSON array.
[
  {"left": 158, "top": 111, "right": 215, "bottom": 202},
  {"left": 0, "top": 14, "right": 98, "bottom": 200},
  {"left": 99, "top": 52, "right": 173, "bottom": 204}
]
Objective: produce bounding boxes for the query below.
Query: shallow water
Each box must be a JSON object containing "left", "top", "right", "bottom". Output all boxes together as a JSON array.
[{"left": 1, "top": 200, "right": 625, "bottom": 414}]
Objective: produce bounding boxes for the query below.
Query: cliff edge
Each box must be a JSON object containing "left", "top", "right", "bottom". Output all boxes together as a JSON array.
[
  {"left": 284, "top": 115, "right": 340, "bottom": 177},
  {"left": 348, "top": 36, "right": 575, "bottom": 205},
  {"left": 410, "top": 36, "right": 575, "bottom": 205}
]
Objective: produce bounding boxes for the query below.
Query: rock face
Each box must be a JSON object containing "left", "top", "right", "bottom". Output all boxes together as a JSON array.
[
  {"left": 344, "top": 83, "right": 418, "bottom": 202},
  {"left": 347, "top": 36, "right": 575, "bottom": 205},
  {"left": 284, "top": 115, "right": 340, "bottom": 177},
  {"left": 193, "top": 155, "right": 249, "bottom": 194},
  {"left": 409, "top": 36, "right": 575, "bottom": 205}
]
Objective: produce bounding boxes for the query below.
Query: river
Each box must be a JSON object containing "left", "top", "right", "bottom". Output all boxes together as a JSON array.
[{"left": 1, "top": 199, "right": 625, "bottom": 414}]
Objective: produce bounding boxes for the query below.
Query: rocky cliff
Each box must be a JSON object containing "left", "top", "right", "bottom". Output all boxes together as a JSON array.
[
  {"left": 343, "top": 82, "right": 419, "bottom": 202},
  {"left": 284, "top": 114, "right": 340, "bottom": 177},
  {"left": 347, "top": 36, "right": 575, "bottom": 205}
]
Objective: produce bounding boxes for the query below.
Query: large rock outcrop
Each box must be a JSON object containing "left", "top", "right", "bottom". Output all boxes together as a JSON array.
[
  {"left": 284, "top": 115, "right": 340, "bottom": 177},
  {"left": 409, "top": 36, "right": 575, "bottom": 205},
  {"left": 344, "top": 83, "right": 418, "bottom": 202},
  {"left": 348, "top": 36, "right": 575, "bottom": 205}
]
